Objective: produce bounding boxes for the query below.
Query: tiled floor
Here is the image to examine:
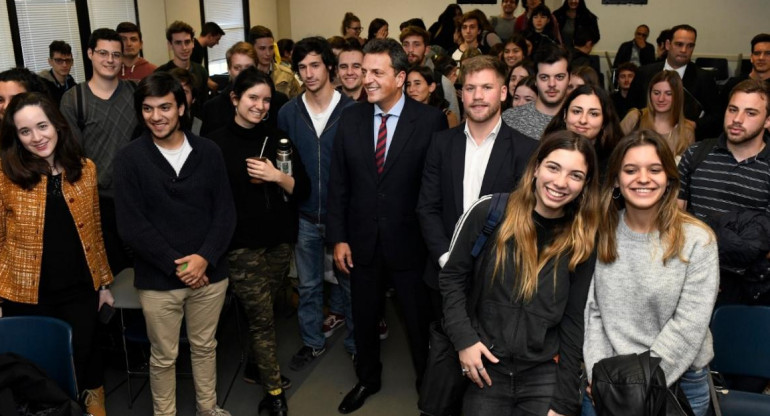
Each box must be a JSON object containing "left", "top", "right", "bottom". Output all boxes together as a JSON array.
[{"left": 104, "top": 293, "right": 420, "bottom": 416}]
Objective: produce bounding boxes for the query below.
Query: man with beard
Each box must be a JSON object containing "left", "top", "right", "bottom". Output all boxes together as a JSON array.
[
  {"left": 678, "top": 80, "right": 770, "bottom": 305},
  {"left": 417, "top": 55, "right": 537, "bottom": 323},
  {"left": 113, "top": 72, "right": 236, "bottom": 416},
  {"left": 327, "top": 38, "right": 447, "bottom": 414},
  {"left": 502, "top": 45, "right": 570, "bottom": 140},
  {"left": 400, "top": 26, "right": 460, "bottom": 117}
]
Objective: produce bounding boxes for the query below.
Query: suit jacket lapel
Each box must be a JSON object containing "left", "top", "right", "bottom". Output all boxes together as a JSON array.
[
  {"left": 451, "top": 127, "right": 466, "bottom": 215},
  {"left": 380, "top": 97, "right": 416, "bottom": 179},
  {"left": 480, "top": 127, "right": 510, "bottom": 196},
  {"left": 360, "top": 104, "right": 378, "bottom": 180}
]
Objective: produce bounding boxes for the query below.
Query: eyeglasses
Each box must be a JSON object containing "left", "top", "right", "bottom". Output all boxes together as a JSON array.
[
  {"left": 635, "top": 32, "right": 649, "bottom": 38},
  {"left": 93, "top": 49, "right": 122, "bottom": 60},
  {"left": 53, "top": 58, "right": 74, "bottom": 65},
  {"left": 348, "top": 26, "right": 363, "bottom": 32}
]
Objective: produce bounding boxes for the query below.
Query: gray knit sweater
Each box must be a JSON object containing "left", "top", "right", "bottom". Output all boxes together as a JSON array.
[{"left": 584, "top": 211, "right": 719, "bottom": 386}]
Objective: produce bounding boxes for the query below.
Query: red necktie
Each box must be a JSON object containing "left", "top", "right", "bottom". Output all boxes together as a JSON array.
[{"left": 375, "top": 114, "right": 390, "bottom": 175}]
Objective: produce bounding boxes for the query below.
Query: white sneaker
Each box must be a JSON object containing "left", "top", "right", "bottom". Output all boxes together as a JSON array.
[{"left": 196, "top": 405, "right": 231, "bottom": 416}]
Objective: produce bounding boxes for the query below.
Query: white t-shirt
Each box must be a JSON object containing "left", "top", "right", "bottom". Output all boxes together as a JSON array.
[
  {"left": 155, "top": 135, "right": 192, "bottom": 175},
  {"left": 303, "top": 90, "right": 342, "bottom": 137}
]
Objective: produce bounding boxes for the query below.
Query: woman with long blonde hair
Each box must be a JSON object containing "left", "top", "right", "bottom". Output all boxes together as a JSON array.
[
  {"left": 441, "top": 130, "right": 600, "bottom": 416},
  {"left": 620, "top": 70, "right": 695, "bottom": 159},
  {"left": 583, "top": 130, "right": 718, "bottom": 416}
]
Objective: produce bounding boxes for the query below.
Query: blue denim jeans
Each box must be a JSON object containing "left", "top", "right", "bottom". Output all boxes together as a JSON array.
[
  {"left": 582, "top": 367, "right": 710, "bottom": 416},
  {"left": 294, "top": 218, "right": 354, "bottom": 353}
]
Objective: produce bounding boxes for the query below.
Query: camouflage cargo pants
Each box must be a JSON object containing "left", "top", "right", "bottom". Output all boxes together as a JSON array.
[{"left": 227, "top": 243, "right": 291, "bottom": 392}]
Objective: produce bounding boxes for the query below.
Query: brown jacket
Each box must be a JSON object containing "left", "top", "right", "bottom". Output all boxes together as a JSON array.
[{"left": 0, "top": 159, "right": 112, "bottom": 304}]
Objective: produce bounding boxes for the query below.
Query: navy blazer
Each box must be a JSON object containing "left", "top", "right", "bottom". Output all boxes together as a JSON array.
[
  {"left": 416, "top": 121, "right": 538, "bottom": 289},
  {"left": 326, "top": 97, "right": 448, "bottom": 269}
]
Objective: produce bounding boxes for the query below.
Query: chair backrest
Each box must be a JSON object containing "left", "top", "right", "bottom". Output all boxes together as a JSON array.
[
  {"left": 112, "top": 268, "right": 141, "bottom": 309},
  {"left": 0, "top": 316, "right": 78, "bottom": 400},
  {"left": 710, "top": 305, "right": 770, "bottom": 379},
  {"left": 695, "top": 57, "right": 729, "bottom": 81}
]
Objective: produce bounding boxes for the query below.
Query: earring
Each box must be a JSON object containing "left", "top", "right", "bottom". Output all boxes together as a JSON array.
[
  {"left": 262, "top": 111, "right": 270, "bottom": 121},
  {"left": 612, "top": 187, "right": 622, "bottom": 200}
]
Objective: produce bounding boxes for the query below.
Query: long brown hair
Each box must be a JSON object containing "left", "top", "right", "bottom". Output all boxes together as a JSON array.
[
  {"left": 0, "top": 92, "right": 83, "bottom": 189},
  {"left": 639, "top": 70, "right": 691, "bottom": 156},
  {"left": 492, "top": 130, "right": 600, "bottom": 301},
  {"left": 597, "top": 129, "right": 713, "bottom": 264}
]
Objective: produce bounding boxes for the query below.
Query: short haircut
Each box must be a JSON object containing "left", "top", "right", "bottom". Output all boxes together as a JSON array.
[
  {"left": 617, "top": 62, "right": 638, "bottom": 74},
  {"left": 166, "top": 21, "right": 194, "bottom": 42},
  {"left": 328, "top": 36, "right": 347, "bottom": 51},
  {"left": 88, "top": 28, "right": 123, "bottom": 52},
  {"left": 0, "top": 67, "right": 51, "bottom": 97},
  {"left": 277, "top": 39, "right": 294, "bottom": 57},
  {"left": 533, "top": 45, "right": 570, "bottom": 75},
  {"left": 134, "top": 72, "right": 187, "bottom": 125},
  {"left": 226, "top": 41, "right": 257, "bottom": 68},
  {"left": 248, "top": 25, "right": 273, "bottom": 44},
  {"left": 48, "top": 40, "right": 72, "bottom": 58},
  {"left": 729, "top": 79, "right": 770, "bottom": 116},
  {"left": 363, "top": 38, "right": 409, "bottom": 75},
  {"left": 399, "top": 26, "right": 430, "bottom": 45},
  {"left": 116, "top": 21, "right": 142, "bottom": 41},
  {"left": 168, "top": 67, "right": 198, "bottom": 96},
  {"left": 399, "top": 18, "right": 426, "bottom": 31},
  {"left": 670, "top": 24, "right": 697, "bottom": 40},
  {"left": 656, "top": 29, "right": 672, "bottom": 47},
  {"left": 337, "top": 37, "right": 363, "bottom": 54},
  {"left": 637, "top": 24, "right": 650, "bottom": 33},
  {"left": 292, "top": 37, "right": 337, "bottom": 82},
  {"left": 459, "top": 55, "right": 507, "bottom": 85},
  {"left": 201, "top": 22, "right": 225, "bottom": 37},
  {"left": 0, "top": 92, "right": 84, "bottom": 189},
  {"left": 751, "top": 33, "right": 770, "bottom": 52}
]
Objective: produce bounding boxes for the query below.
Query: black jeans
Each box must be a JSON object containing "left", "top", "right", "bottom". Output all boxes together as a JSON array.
[{"left": 463, "top": 360, "right": 557, "bottom": 416}]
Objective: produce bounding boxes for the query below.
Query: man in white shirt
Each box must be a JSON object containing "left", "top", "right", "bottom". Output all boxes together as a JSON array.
[{"left": 417, "top": 55, "right": 537, "bottom": 320}]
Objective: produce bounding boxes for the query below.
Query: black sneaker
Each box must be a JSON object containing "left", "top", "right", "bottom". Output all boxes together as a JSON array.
[
  {"left": 258, "top": 391, "right": 288, "bottom": 416},
  {"left": 289, "top": 345, "right": 326, "bottom": 371}
]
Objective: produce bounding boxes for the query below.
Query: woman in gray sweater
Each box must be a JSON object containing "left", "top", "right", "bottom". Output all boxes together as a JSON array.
[{"left": 582, "top": 130, "right": 719, "bottom": 416}]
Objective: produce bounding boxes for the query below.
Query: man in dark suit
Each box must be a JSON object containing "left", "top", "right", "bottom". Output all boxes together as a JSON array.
[
  {"left": 417, "top": 55, "right": 537, "bottom": 319},
  {"left": 613, "top": 24, "right": 655, "bottom": 68},
  {"left": 627, "top": 24, "right": 719, "bottom": 139},
  {"left": 327, "top": 38, "right": 448, "bottom": 414}
]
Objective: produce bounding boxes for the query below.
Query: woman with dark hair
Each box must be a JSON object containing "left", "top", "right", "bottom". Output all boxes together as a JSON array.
[
  {"left": 567, "top": 65, "right": 600, "bottom": 93},
  {"left": 544, "top": 84, "right": 623, "bottom": 170},
  {"left": 0, "top": 92, "right": 112, "bottom": 416},
  {"left": 506, "top": 59, "right": 535, "bottom": 105},
  {"left": 367, "top": 18, "right": 389, "bottom": 42},
  {"left": 429, "top": 4, "right": 464, "bottom": 53},
  {"left": 620, "top": 70, "right": 694, "bottom": 160},
  {"left": 525, "top": 5, "right": 561, "bottom": 56},
  {"left": 515, "top": 0, "right": 562, "bottom": 44},
  {"left": 341, "top": 12, "right": 365, "bottom": 46},
  {"left": 441, "top": 130, "right": 600, "bottom": 416},
  {"left": 511, "top": 75, "right": 538, "bottom": 108},
  {"left": 406, "top": 66, "right": 459, "bottom": 128},
  {"left": 207, "top": 67, "right": 310, "bottom": 416},
  {"left": 583, "top": 130, "right": 718, "bottom": 416},
  {"left": 502, "top": 34, "right": 528, "bottom": 71},
  {"left": 553, "top": 0, "right": 599, "bottom": 48}
]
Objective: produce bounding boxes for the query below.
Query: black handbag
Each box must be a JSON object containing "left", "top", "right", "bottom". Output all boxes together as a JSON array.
[
  {"left": 417, "top": 321, "right": 467, "bottom": 416},
  {"left": 592, "top": 351, "right": 695, "bottom": 416}
]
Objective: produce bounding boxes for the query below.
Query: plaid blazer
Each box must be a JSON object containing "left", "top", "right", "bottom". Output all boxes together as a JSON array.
[{"left": 0, "top": 159, "right": 112, "bottom": 304}]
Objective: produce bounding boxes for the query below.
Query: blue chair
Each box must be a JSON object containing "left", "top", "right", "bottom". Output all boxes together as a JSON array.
[
  {"left": 0, "top": 316, "right": 79, "bottom": 400},
  {"left": 710, "top": 305, "right": 770, "bottom": 415}
]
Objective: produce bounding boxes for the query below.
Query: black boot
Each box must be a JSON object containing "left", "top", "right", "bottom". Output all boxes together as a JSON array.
[{"left": 258, "top": 391, "right": 288, "bottom": 416}]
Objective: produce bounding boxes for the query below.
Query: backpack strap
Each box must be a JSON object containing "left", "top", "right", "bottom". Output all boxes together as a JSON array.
[
  {"left": 75, "top": 83, "right": 86, "bottom": 132},
  {"left": 471, "top": 193, "right": 509, "bottom": 258}
]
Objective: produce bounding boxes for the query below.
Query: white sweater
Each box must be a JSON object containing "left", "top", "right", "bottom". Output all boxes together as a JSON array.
[{"left": 584, "top": 211, "right": 719, "bottom": 386}]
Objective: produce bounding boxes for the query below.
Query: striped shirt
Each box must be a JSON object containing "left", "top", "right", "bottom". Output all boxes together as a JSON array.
[{"left": 678, "top": 133, "right": 770, "bottom": 220}]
